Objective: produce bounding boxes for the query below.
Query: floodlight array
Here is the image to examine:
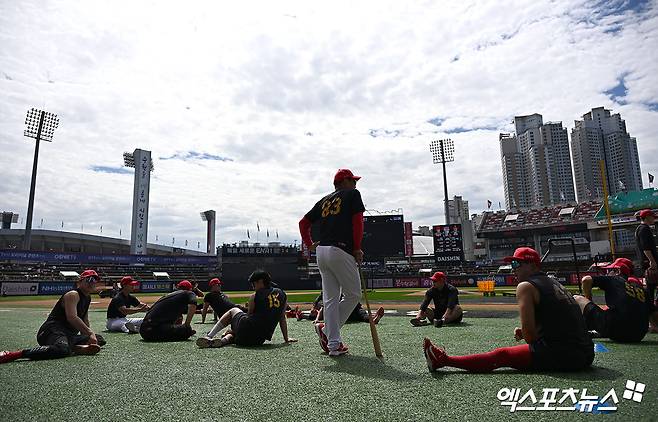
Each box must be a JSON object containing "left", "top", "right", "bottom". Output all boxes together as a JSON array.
[
  {"left": 123, "top": 152, "right": 154, "bottom": 171},
  {"left": 24, "top": 108, "right": 59, "bottom": 142},
  {"left": 429, "top": 139, "right": 455, "bottom": 164}
]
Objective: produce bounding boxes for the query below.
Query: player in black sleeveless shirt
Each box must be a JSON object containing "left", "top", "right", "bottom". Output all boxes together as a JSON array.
[
  {"left": 200, "top": 278, "right": 245, "bottom": 324},
  {"left": 196, "top": 270, "right": 297, "bottom": 348},
  {"left": 1, "top": 270, "right": 105, "bottom": 364},
  {"left": 423, "top": 248, "right": 593, "bottom": 372},
  {"left": 574, "top": 258, "right": 649, "bottom": 342},
  {"left": 139, "top": 280, "right": 198, "bottom": 342}
]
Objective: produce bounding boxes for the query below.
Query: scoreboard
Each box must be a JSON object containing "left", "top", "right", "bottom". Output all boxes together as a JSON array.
[
  {"left": 363, "top": 215, "right": 405, "bottom": 258},
  {"left": 432, "top": 224, "right": 464, "bottom": 264}
]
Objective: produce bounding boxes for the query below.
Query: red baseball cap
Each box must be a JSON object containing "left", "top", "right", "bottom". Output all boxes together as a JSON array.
[
  {"left": 603, "top": 258, "right": 634, "bottom": 276},
  {"left": 430, "top": 271, "right": 446, "bottom": 282},
  {"left": 120, "top": 276, "right": 139, "bottom": 287},
  {"left": 638, "top": 209, "right": 657, "bottom": 219},
  {"left": 79, "top": 269, "right": 100, "bottom": 281},
  {"left": 209, "top": 278, "right": 222, "bottom": 286},
  {"left": 503, "top": 247, "right": 541, "bottom": 265},
  {"left": 177, "top": 280, "right": 193, "bottom": 290},
  {"left": 334, "top": 168, "right": 361, "bottom": 183}
]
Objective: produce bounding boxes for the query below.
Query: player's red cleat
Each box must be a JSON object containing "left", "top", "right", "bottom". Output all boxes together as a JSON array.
[
  {"left": 314, "top": 322, "right": 329, "bottom": 353},
  {"left": 328, "top": 343, "right": 349, "bottom": 357},
  {"left": 0, "top": 350, "right": 22, "bottom": 364},
  {"left": 423, "top": 337, "right": 447, "bottom": 372}
]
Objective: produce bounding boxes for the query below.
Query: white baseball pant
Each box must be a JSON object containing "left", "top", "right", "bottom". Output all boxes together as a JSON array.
[
  {"left": 106, "top": 317, "right": 144, "bottom": 333},
  {"left": 316, "top": 245, "right": 362, "bottom": 351}
]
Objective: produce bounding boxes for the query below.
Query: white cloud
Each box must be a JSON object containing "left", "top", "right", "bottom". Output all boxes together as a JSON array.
[{"left": 1, "top": 0, "right": 657, "bottom": 251}]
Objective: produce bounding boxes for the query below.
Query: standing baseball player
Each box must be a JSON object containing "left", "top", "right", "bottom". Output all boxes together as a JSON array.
[
  {"left": 635, "top": 209, "right": 658, "bottom": 332},
  {"left": 0, "top": 270, "right": 105, "bottom": 364},
  {"left": 299, "top": 168, "right": 365, "bottom": 356}
]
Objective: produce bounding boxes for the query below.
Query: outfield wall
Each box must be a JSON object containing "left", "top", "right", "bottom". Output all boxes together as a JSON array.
[{"left": 1, "top": 272, "right": 588, "bottom": 296}]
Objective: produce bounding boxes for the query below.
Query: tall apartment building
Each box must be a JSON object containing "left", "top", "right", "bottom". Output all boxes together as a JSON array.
[
  {"left": 571, "top": 107, "right": 642, "bottom": 201},
  {"left": 500, "top": 114, "right": 576, "bottom": 210},
  {"left": 447, "top": 195, "right": 474, "bottom": 261},
  {"left": 447, "top": 195, "right": 469, "bottom": 224}
]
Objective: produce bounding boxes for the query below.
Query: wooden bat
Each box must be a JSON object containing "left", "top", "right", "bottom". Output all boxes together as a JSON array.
[{"left": 358, "top": 263, "right": 383, "bottom": 359}]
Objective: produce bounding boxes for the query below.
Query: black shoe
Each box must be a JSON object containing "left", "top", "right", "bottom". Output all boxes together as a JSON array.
[
  {"left": 410, "top": 318, "right": 429, "bottom": 327},
  {"left": 433, "top": 319, "right": 444, "bottom": 328}
]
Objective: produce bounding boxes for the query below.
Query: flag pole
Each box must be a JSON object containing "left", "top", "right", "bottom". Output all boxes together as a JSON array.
[{"left": 599, "top": 160, "right": 616, "bottom": 259}]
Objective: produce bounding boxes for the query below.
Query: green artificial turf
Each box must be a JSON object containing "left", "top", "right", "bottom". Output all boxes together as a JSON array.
[{"left": 0, "top": 307, "right": 655, "bottom": 421}]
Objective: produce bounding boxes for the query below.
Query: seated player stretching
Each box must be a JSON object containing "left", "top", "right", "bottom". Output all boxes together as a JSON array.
[
  {"left": 423, "top": 247, "right": 594, "bottom": 372},
  {"left": 139, "top": 280, "right": 197, "bottom": 342},
  {"left": 411, "top": 271, "right": 463, "bottom": 327},
  {"left": 106, "top": 276, "right": 149, "bottom": 333},
  {"left": 196, "top": 270, "right": 297, "bottom": 348},
  {"left": 1, "top": 270, "right": 106, "bottom": 364},
  {"left": 201, "top": 278, "right": 245, "bottom": 324},
  {"left": 574, "top": 258, "right": 649, "bottom": 342}
]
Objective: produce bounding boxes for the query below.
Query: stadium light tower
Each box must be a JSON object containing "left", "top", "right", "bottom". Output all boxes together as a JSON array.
[
  {"left": 200, "top": 210, "right": 217, "bottom": 255},
  {"left": 123, "top": 149, "right": 154, "bottom": 255},
  {"left": 429, "top": 139, "right": 454, "bottom": 225},
  {"left": 22, "top": 108, "right": 59, "bottom": 250}
]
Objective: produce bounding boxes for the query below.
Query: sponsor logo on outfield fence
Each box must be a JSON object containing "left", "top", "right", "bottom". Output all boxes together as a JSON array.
[
  {"left": 1, "top": 282, "right": 39, "bottom": 296},
  {"left": 38, "top": 283, "right": 74, "bottom": 295},
  {"left": 497, "top": 380, "right": 646, "bottom": 413},
  {"left": 139, "top": 281, "right": 173, "bottom": 292}
]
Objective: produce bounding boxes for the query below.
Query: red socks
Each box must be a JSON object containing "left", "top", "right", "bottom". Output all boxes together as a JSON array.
[
  {"left": 445, "top": 344, "right": 532, "bottom": 373},
  {"left": 0, "top": 350, "right": 23, "bottom": 364}
]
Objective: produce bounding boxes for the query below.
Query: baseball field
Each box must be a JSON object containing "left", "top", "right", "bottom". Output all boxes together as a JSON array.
[{"left": 0, "top": 290, "right": 656, "bottom": 421}]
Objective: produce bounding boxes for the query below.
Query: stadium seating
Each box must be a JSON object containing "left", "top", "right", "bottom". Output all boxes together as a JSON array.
[{"left": 478, "top": 201, "right": 602, "bottom": 232}]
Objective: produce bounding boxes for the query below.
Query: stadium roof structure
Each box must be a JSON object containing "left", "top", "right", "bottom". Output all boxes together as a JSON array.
[
  {"left": 0, "top": 228, "right": 208, "bottom": 256},
  {"left": 594, "top": 188, "right": 658, "bottom": 219},
  {"left": 477, "top": 201, "right": 601, "bottom": 237}
]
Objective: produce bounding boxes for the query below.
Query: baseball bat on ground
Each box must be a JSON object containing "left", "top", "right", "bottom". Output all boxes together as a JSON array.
[{"left": 358, "top": 263, "right": 383, "bottom": 359}]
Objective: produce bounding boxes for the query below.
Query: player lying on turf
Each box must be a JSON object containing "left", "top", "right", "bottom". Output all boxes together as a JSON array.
[
  {"left": 139, "top": 280, "right": 197, "bottom": 342},
  {"left": 201, "top": 278, "right": 246, "bottom": 324},
  {"left": 106, "top": 276, "right": 149, "bottom": 333},
  {"left": 312, "top": 299, "right": 385, "bottom": 325},
  {"left": 410, "top": 271, "right": 463, "bottom": 327},
  {"left": 574, "top": 258, "right": 649, "bottom": 342},
  {"left": 196, "top": 270, "right": 297, "bottom": 348},
  {"left": 1, "top": 270, "right": 106, "bottom": 364},
  {"left": 294, "top": 294, "right": 323, "bottom": 321},
  {"left": 423, "top": 247, "right": 594, "bottom": 373}
]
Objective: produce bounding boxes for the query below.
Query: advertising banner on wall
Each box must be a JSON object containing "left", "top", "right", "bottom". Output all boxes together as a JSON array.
[
  {"left": 139, "top": 281, "right": 173, "bottom": 293},
  {"left": 39, "top": 283, "right": 74, "bottom": 295},
  {"left": 370, "top": 278, "right": 394, "bottom": 288},
  {"left": 1, "top": 282, "right": 39, "bottom": 296},
  {"left": 0, "top": 250, "right": 216, "bottom": 266},
  {"left": 432, "top": 224, "right": 464, "bottom": 264},
  {"left": 404, "top": 222, "right": 413, "bottom": 257}
]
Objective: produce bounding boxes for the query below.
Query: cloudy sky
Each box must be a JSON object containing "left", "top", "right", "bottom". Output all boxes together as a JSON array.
[{"left": 1, "top": 0, "right": 657, "bottom": 251}]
